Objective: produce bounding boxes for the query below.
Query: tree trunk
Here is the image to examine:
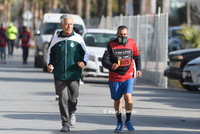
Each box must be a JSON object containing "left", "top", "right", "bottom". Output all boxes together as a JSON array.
[
  {"left": 34, "top": 1, "right": 39, "bottom": 25},
  {"left": 7, "top": 0, "right": 10, "bottom": 22},
  {"left": 76, "top": 0, "right": 82, "bottom": 17},
  {"left": 85, "top": 0, "right": 90, "bottom": 28},
  {"left": 107, "top": 0, "right": 112, "bottom": 18},
  {"left": 23, "top": 0, "right": 27, "bottom": 24},
  {"left": 133, "top": 0, "right": 140, "bottom": 15},
  {"left": 62, "top": 0, "right": 71, "bottom": 13},
  {"left": 4, "top": 0, "right": 8, "bottom": 23},
  {"left": 39, "top": 5, "right": 43, "bottom": 20},
  {"left": 46, "top": 0, "right": 52, "bottom": 13},
  {"left": 53, "top": 0, "right": 58, "bottom": 9},
  {"left": 150, "top": 0, "right": 156, "bottom": 14},
  {"left": 162, "top": 0, "right": 170, "bottom": 13},
  {"left": 187, "top": 0, "right": 191, "bottom": 26},
  {"left": 118, "top": 0, "right": 125, "bottom": 15},
  {"left": 23, "top": 0, "right": 27, "bottom": 14},
  {"left": 97, "top": 0, "right": 104, "bottom": 18},
  {"left": 140, "top": 0, "right": 146, "bottom": 15},
  {"left": 0, "top": 6, "right": 3, "bottom": 22}
]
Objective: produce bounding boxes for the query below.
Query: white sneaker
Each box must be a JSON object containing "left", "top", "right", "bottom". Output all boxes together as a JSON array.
[
  {"left": 69, "top": 113, "right": 76, "bottom": 127},
  {"left": 60, "top": 126, "right": 70, "bottom": 132}
]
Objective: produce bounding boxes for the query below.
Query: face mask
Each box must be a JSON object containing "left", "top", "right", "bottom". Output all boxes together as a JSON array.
[{"left": 118, "top": 36, "right": 127, "bottom": 44}]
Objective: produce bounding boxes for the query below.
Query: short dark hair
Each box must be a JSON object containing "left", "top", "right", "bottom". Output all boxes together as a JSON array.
[{"left": 117, "top": 25, "right": 128, "bottom": 31}]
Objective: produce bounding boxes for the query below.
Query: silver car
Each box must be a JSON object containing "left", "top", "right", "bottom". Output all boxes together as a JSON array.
[
  {"left": 81, "top": 29, "right": 117, "bottom": 79},
  {"left": 182, "top": 57, "right": 200, "bottom": 91}
]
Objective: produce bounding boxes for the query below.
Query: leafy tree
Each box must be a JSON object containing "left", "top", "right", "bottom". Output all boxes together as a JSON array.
[{"left": 177, "top": 24, "right": 200, "bottom": 48}]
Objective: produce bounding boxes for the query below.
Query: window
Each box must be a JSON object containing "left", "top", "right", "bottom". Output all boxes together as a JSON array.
[{"left": 84, "top": 33, "right": 116, "bottom": 47}]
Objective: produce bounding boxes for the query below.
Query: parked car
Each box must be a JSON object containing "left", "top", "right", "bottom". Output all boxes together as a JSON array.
[
  {"left": 164, "top": 48, "right": 200, "bottom": 91},
  {"left": 168, "top": 26, "right": 183, "bottom": 52},
  {"left": 81, "top": 29, "right": 117, "bottom": 79},
  {"left": 34, "top": 13, "right": 86, "bottom": 71},
  {"left": 182, "top": 57, "right": 200, "bottom": 91}
]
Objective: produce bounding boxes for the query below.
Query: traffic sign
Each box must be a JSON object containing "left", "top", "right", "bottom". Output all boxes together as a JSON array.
[{"left": 22, "top": 10, "right": 33, "bottom": 20}]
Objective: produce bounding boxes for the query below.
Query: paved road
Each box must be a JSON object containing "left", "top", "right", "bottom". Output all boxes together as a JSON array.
[{"left": 0, "top": 48, "right": 200, "bottom": 134}]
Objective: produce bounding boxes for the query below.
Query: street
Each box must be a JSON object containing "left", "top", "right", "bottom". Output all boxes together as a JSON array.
[{"left": 0, "top": 48, "right": 200, "bottom": 134}]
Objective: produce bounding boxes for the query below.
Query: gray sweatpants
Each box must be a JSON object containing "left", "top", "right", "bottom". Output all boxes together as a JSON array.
[{"left": 54, "top": 79, "right": 79, "bottom": 127}]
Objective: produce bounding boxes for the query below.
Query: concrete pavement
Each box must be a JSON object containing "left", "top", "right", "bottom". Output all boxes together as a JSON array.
[{"left": 0, "top": 48, "right": 200, "bottom": 134}]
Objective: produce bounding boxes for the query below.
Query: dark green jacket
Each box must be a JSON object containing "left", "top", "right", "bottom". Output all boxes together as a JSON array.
[{"left": 47, "top": 31, "right": 89, "bottom": 81}]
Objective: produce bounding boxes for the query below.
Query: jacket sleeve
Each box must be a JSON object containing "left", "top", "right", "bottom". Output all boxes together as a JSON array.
[
  {"left": 102, "top": 44, "right": 113, "bottom": 71},
  {"left": 79, "top": 36, "right": 89, "bottom": 66},
  {"left": 133, "top": 54, "right": 141, "bottom": 71},
  {"left": 46, "top": 37, "right": 56, "bottom": 66}
]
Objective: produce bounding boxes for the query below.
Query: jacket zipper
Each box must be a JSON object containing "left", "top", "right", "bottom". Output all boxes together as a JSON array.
[{"left": 65, "top": 39, "right": 68, "bottom": 79}]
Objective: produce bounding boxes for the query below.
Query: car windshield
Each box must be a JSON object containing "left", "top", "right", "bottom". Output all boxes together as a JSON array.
[
  {"left": 84, "top": 33, "right": 116, "bottom": 47},
  {"left": 41, "top": 23, "right": 83, "bottom": 35}
]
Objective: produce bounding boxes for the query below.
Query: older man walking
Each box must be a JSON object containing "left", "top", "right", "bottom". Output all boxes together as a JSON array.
[{"left": 47, "top": 14, "right": 89, "bottom": 132}]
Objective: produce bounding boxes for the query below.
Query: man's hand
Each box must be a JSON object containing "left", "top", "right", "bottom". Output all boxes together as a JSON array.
[
  {"left": 78, "top": 61, "right": 85, "bottom": 69},
  {"left": 47, "top": 64, "right": 54, "bottom": 73},
  {"left": 112, "top": 63, "right": 119, "bottom": 70},
  {"left": 136, "top": 70, "right": 142, "bottom": 77}
]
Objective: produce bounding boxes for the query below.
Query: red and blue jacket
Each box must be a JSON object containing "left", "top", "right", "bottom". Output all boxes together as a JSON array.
[
  {"left": 0, "top": 33, "right": 7, "bottom": 48},
  {"left": 102, "top": 38, "right": 141, "bottom": 82},
  {"left": 19, "top": 28, "right": 31, "bottom": 47}
]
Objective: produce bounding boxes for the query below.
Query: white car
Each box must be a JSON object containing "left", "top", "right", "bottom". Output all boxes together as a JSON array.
[
  {"left": 182, "top": 57, "right": 200, "bottom": 91},
  {"left": 82, "top": 29, "right": 117, "bottom": 79}
]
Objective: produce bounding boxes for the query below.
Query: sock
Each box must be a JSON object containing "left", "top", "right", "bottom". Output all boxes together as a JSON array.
[
  {"left": 125, "top": 113, "right": 131, "bottom": 122},
  {"left": 116, "top": 113, "right": 122, "bottom": 123}
]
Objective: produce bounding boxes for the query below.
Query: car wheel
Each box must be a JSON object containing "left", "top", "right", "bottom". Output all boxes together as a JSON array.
[{"left": 189, "top": 86, "right": 199, "bottom": 91}]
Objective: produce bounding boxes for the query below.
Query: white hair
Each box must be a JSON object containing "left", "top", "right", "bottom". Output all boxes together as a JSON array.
[{"left": 60, "top": 14, "right": 73, "bottom": 24}]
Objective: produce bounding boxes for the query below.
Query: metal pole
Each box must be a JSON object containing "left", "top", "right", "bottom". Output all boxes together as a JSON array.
[
  {"left": 165, "top": 13, "right": 169, "bottom": 89},
  {"left": 120, "top": 14, "right": 123, "bottom": 25},
  {"left": 136, "top": 14, "right": 140, "bottom": 48},
  {"left": 155, "top": 7, "right": 161, "bottom": 85},
  {"left": 187, "top": 0, "right": 191, "bottom": 27},
  {"left": 144, "top": 14, "right": 148, "bottom": 83},
  {"left": 106, "top": 16, "right": 109, "bottom": 29}
]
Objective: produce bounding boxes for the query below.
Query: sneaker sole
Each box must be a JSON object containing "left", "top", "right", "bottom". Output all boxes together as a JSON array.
[
  {"left": 114, "top": 130, "right": 123, "bottom": 133},
  {"left": 60, "top": 129, "right": 70, "bottom": 132},
  {"left": 114, "top": 126, "right": 124, "bottom": 133},
  {"left": 124, "top": 125, "right": 134, "bottom": 132}
]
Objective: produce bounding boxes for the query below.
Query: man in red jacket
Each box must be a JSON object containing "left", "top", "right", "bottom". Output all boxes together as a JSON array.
[
  {"left": 102, "top": 25, "right": 142, "bottom": 133},
  {"left": 0, "top": 27, "right": 7, "bottom": 64},
  {"left": 19, "top": 26, "right": 31, "bottom": 64}
]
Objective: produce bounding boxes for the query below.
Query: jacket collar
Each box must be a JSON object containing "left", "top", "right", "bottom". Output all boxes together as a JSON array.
[{"left": 58, "top": 31, "right": 74, "bottom": 38}]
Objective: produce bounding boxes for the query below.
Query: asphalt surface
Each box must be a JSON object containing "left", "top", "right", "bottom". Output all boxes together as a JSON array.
[{"left": 0, "top": 48, "right": 200, "bottom": 134}]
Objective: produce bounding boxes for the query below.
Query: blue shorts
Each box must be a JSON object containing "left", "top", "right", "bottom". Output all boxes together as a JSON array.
[{"left": 108, "top": 78, "right": 134, "bottom": 101}]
